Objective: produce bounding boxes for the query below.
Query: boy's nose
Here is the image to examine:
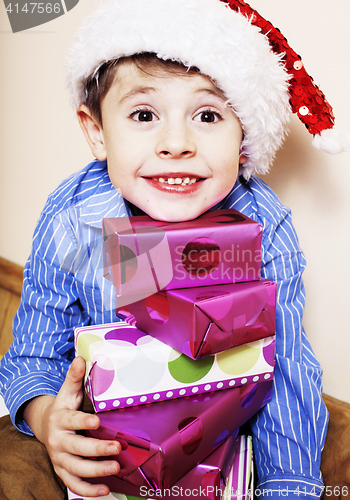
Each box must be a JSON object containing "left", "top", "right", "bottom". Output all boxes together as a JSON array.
[{"left": 156, "top": 125, "right": 196, "bottom": 159}]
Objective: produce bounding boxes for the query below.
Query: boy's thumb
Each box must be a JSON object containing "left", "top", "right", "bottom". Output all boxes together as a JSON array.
[
  {"left": 68, "top": 356, "right": 86, "bottom": 382},
  {"left": 58, "top": 356, "right": 86, "bottom": 402}
]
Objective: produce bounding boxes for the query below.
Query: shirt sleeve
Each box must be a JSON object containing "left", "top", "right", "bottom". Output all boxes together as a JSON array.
[
  {"left": 250, "top": 203, "right": 329, "bottom": 494},
  {"left": 0, "top": 210, "right": 90, "bottom": 435}
]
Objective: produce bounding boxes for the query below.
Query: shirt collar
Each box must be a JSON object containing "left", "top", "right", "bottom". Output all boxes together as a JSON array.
[
  {"left": 78, "top": 161, "right": 132, "bottom": 229},
  {"left": 77, "top": 161, "right": 247, "bottom": 229}
]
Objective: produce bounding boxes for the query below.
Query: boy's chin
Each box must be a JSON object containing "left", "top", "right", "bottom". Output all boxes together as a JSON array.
[
  {"left": 141, "top": 205, "right": 209, "bottom": 223},
  {"left": 128, "top": 196, "right": 219, "bottom": 222},
  {"left": 154, "top": 214, "right": 201, "bottom": 223}
]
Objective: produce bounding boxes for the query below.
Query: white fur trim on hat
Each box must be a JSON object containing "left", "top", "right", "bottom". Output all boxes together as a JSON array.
[
  {"left": 312, "top": 126, "right": 350, "bottom": 155},
  {"left": 66, "top": 0, "right": 291, "bottom": 179}
]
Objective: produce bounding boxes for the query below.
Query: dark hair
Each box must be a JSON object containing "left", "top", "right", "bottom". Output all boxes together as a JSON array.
[{"left": 84, "top": 52, "right": 200, "bottom": 125}]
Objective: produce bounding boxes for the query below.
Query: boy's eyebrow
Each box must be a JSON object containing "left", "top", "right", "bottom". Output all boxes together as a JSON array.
[
  {"left": 118, "top": 85, "right": 227, "bottom": 104},
  {"left": 195, "top": 87, "right": 227, "bottom": 101},
  {"left": 118, "top": 86, "right": 156, "bottom": 104},
  {"left": 196, "top": 87, "right": 227, "bottom": 102}
]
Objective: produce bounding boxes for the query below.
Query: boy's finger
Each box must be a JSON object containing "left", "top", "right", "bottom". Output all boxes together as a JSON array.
[
  {"left": 59, "top": 432, "right": 121, "bottom": 458},
  {"left": 55, "top": 408, "right": 100, "bottom": 432},
  {"left": 57, "top": 454, "right": 120, "bottom": 480},
  {"left": 66, "top": 356, "right": 86, "bottom": 385},
  {"left": 57, "top": 469, "right": 110, "bottom": 498},
  {"left": 55, "top": 357, "right": 86, "bottom": 408}
]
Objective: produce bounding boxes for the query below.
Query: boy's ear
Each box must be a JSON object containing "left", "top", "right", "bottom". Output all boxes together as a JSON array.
[
  {"left": 239, "top": 153, "right": 248, "bottom": 165},
  {"left": 77, "top": 105, "right": 107, "bottom": 161}
]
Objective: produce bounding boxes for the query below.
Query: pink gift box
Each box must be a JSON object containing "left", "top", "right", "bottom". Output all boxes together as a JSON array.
[
  {"left": 85, "top": 381, "right": 272, "bottom": 490},
  {"left": 80, "top": 431, "right": 240, "bottom": 500},
  {"left": 75, "top": 322, "right": 275, "bottom": 412},
  {"left": 118, "top": 279, "right": 276, "bottom": 359},
  {"left": 103, "top": 209, "right": 262, "bottom": 298},
  {"left": 67, "top": 434, "right": 254, "bottom": 500}
]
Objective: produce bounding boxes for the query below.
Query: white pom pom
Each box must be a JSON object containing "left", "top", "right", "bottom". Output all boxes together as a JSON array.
[{"left": 312, "top": 125, "right": 350, "bottom": 154}]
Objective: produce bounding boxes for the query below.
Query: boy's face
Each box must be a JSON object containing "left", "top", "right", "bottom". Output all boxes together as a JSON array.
[{"left": 79, "top": 62, "right": 245, "bottom": 222}]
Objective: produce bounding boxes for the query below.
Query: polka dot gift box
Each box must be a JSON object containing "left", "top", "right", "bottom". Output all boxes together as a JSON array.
[
  {"left": 75, "top": 321, "right": 275, "bottom": 413},
  {"left": 102, "top": 209, "right": 262, "bottom": 298}
]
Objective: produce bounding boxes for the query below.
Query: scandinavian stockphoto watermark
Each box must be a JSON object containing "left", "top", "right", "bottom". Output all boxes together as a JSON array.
[{"left": 3, "top": 0, "right": 79, "bottom": 32}]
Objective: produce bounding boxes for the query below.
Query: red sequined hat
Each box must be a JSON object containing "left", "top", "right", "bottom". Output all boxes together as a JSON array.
[
  {"left": 228, "top": 1, "right": 332, "bottom": 136},
  {"left": 66, "top": 0, "right": 349, "bottom": 179},
  {"left": 226, "top": 0, "right": 349, "bottom": 155}
]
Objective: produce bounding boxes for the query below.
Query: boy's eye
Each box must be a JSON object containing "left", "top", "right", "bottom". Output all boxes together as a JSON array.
[
  {"left": 131, "top": 110, "right": 157, "bottom": 122},
  {"left": 194, "top": 110, "right": 221, "bottom": 123}
]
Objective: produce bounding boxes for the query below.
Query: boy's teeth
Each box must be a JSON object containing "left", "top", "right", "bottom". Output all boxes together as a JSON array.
[{"left": 153, "top": 176, "right": 198, "bottom": 185}]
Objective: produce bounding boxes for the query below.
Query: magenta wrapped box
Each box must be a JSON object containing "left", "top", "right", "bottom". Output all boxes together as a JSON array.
[
  {"left": 103, "top": 209, "right": 262, "bottom": 297},
  {"left": 85, "top": 382, "right": 272, "bottom": 490},
  {"left": 67, "top": 434, "right": 255, "bottom": 500},
  {"left": 80, "top": 431, "right": 240, "bottom": 500},
  {"left": 118, "top": 279, "right": 276, "bottom": 359}
]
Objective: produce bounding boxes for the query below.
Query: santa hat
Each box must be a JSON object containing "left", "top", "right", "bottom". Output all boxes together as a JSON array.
[{"left": 66, "top": 0, "right": 349, "bottom": 179}]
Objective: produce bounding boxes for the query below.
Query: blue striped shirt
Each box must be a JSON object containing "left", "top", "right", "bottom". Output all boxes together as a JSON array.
[{"left": 0, "top": 160, "right": 328, "bottom": 496}]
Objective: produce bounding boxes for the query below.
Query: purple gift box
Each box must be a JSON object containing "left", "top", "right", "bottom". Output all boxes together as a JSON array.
[
  {"left": 85, "top": 381, "right": 272, "bottom": 490},
  {"left": 67, "top": 434, "right": 255, "bottom": 500},
  {"left": 81, "top": 431, "right": 240, "bottom": 500},
  {"left": 103, "top": 209, "right": 262, "bottom": 297},
  {"left": 118, "top": 279, "right": 276, "bottom": 359}
]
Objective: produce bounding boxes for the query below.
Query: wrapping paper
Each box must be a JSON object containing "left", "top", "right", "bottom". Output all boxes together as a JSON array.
[
  {"left": 67, "top": 434, "right": 254, "bottom": 500},
  {"left": 117, "top": 279, "right": 276, "bottom": 359},
  {"left": 75, "top": 322, "right": 275, "bottom": 412},
  {"left": 103, "top": 209, "right": 262, "bottom": 297},
  {"left": 84, "top": 382, "right": 272, "bottom": 490},
  {"left": 68, "top": 431, "right": 239, "bottom": 500}
]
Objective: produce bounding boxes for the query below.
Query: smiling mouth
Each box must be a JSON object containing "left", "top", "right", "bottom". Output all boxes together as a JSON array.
[{"left": 150, "top": 176, "right": 201, "bottom": 186}]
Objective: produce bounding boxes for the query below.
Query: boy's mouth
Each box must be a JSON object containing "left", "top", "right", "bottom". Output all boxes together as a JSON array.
[
  {"left": 142, "top": 173, "right": 205, "bottom": 194},
  {"left": 151, "top": 176, "right": 200, "bottom": 186}
]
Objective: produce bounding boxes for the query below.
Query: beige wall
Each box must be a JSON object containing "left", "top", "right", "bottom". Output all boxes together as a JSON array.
[{"left": 1, "top": 0, "right": 349, "bottom": 403}]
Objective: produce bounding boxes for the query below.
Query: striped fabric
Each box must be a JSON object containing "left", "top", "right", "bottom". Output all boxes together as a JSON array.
[
  {"left": 223, "top": 435, "right": 254, "bottom": 500},
  {"left": 0, "top": 160, "right": 328, "bottom": 494}
]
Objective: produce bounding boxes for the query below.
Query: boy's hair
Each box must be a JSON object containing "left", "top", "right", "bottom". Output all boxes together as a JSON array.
[{"left": 85, "top": 53, "right": 200, "bottom": 126}]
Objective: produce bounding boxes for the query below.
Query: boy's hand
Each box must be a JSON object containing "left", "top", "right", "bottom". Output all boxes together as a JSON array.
[{"left": 23, "top": 356, "right": 121, "bottom": 497}]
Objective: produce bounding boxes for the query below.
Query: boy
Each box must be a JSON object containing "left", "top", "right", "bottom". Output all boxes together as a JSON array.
[{"left": 1, "top": 0, "right": 346, "bottom": 497}]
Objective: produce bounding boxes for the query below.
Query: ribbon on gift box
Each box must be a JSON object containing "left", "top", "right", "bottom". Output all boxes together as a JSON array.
[
  {"left": 117, "top": 279, "right": 276, "bottom": 359},
  {"left": 103, "top": 209, "right": 262, "bottom": 298},
  {"left": 74, "top": 322, "right": 275, "bottom": 412}
]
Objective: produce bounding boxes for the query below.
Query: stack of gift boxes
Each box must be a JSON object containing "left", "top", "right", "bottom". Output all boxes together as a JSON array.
[{"left": 72, "top": 209, "right": 276, "bottom": 500}]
